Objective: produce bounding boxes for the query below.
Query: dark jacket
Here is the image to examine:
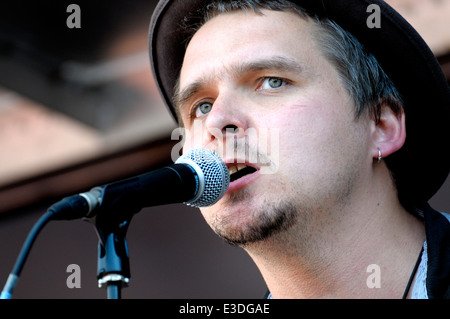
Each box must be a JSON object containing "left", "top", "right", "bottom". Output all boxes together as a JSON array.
[{"left": 423, "top": 203, "right": 450, "bottom": 299}]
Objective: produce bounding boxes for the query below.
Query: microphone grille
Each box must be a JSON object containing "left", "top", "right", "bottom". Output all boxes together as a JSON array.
[{"left": 176, "top": 149, "right": 229, "bottom": 207}]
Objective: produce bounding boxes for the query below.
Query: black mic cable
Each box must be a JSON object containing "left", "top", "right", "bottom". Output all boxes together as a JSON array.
[{"left": 0, "top": 197, "right": 84, "bottom": 299}]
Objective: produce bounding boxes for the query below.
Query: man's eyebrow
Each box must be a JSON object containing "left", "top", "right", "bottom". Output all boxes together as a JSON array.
[
  {"left": 173, "top": 78, "right": 210, "bottom": 112},
  {"left": 232, "top": 56, "right": 304, "bottom": 75},
  {"left": 173, "top": 56, "right": 304, "bottom": 110}
]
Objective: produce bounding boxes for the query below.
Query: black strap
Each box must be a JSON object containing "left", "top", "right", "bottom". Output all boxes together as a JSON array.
[{"left": 402, "top": 246, "right": 424, "bottom": 299}]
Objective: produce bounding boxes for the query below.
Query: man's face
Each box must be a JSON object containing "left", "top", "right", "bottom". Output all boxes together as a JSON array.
[{"left": 177, "top": 10, "right": 373, "bottom": 246}]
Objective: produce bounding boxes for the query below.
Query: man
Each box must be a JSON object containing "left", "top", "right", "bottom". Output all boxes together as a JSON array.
[{"left": 149, "top": 0, "right": 450, "bottom": 298}]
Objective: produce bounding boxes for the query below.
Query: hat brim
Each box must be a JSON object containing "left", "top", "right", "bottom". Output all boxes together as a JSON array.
[{"left": 149, "top": 0, "right": 450, "bottom": 206}]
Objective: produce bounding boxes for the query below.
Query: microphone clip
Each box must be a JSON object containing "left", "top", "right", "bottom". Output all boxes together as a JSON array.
[{"left": 88, "top": 204, "right": 133, "bottom": 299}]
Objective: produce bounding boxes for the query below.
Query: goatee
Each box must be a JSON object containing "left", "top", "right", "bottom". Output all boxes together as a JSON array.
[{"left": 212, "top": 195, "right": 298, "bottom": 247}]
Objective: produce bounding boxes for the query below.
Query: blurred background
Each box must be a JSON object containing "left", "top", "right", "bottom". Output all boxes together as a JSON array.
[{"left": 0, "top": 0, "right": 448, "bottom": 299}]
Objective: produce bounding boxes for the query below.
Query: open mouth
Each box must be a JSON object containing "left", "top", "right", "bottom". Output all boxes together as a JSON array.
[{"left": 228, "top": 163, "right": 258, "bottom": 182}]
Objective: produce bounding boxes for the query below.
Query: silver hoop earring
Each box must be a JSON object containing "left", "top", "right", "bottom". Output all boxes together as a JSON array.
[{"left": 377, "top": 148, "right": 382, "bottom": 164}]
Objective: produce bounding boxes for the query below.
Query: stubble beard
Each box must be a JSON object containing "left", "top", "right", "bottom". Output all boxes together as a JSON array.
[{"left": 210, "top": 189, "right": 299, "bottom": 247}]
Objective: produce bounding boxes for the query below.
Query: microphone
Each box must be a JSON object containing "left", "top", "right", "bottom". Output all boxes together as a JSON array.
[
  {"left": 49, "top": 148, "right": 230, "bottom": 221},
  {"left": 0, "top": 149, "right": 229, "bottom": 299}
]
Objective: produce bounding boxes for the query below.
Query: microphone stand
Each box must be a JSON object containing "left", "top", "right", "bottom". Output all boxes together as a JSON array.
[{"left": 89, "top": 209, "right": 133, "bottom": 299}]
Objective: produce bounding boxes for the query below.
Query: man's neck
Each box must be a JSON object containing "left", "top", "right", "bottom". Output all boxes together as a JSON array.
[{"left": 245, "top": 170, "right": 426, "bottom": 299}]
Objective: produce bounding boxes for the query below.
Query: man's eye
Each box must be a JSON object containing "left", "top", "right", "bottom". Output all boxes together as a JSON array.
[
  {"left": 260, "top": 77, "right": 286, "bottom": 90},
  {"left": 194, "top": 102, "right": 213, "bottom": 118}
]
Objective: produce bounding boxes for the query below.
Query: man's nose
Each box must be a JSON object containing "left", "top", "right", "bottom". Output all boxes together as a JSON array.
[{"left": 205, "top": 93, "right": 249, "bottom": 143}]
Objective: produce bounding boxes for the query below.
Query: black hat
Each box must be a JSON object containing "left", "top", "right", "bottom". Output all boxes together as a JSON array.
[{"left": 149, "top": 0, "right": 450, "bottom": 207}]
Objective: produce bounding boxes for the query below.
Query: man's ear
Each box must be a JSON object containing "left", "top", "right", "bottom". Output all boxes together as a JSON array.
[{"left": 370, "top": 103, "right": 406, "bottom": 161}]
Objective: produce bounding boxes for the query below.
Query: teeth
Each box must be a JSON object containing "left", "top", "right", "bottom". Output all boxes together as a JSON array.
[
  {"left": 228, "top": 166, "right": 237, "bottom": 175},
  {"left": 228, "top": 164, "right": 247, "bottom": 175},
  {"left": 237, "top": 163, "right": 247, "bottom": 171}
]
